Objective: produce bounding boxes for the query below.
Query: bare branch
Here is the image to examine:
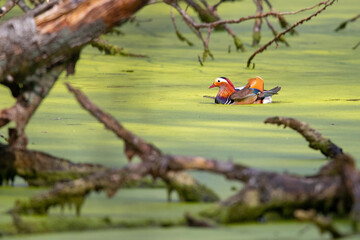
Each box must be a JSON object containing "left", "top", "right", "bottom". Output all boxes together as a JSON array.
[
  {"left": 66, "top": 82, "right": 219, "bottom": 202},
  {"left": 252, "top": 0, "right": 263, "bottom": 46},
  {"left": 247, "top": 0, "right": 336, "bottom": 68},
  {"left": 194, "top": 1, "right": 331, "bottom": 29}
]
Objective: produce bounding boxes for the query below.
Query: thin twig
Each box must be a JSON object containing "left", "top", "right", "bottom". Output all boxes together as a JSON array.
[
  {"left": 198, "top": 55, "right": 203, "bottom": 66},
  {"left": 264, "top": 17, "right": 289, "bottom": 46},
  {"left": 170, "top": 8, "right": 194, "bottom": 46},
  {"left": 252, "top": 0, "right": 263, "bottom": 46},
  {"left": 213, "top": 0, "right": 225, "bottom": 10},
  {"left": 335, "top": 14, "right": 360, "bottom": 32},
  {"left": 247, "top": 0, "right": 336, "bottom": 68},
  {"left": 194, "top": 1, "right": 330, "bottom": 29},
  {"left": 353, "top": 41, "right": 360, "bottom": 50}
]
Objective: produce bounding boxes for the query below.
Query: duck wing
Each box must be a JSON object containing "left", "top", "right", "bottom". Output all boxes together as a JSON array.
[{"left": 230, "top": 88, "right": 258, "bottom": 104}]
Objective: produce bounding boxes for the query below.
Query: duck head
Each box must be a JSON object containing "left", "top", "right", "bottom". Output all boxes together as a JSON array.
[
  {"left": 209, "top": 77, "right": 235, "bottom": 89},
  {"left": 209, "top": 77, "right": 236, "bottom": 102}
]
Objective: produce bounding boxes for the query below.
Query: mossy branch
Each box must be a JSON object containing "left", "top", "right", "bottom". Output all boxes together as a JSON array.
[
  {"left": 264, "top": 116, "right": 343, "bottom": 158},
  {"left": 0, "top": 144, "right": 106, "bottom": 186},
  {"left": 90, "top": 38, "right": 147, "bottom": 57}
]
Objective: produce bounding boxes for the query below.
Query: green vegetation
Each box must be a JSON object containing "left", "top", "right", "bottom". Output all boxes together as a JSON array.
[{"left": 0, "top": 0, "right": 359, "bottom": 239}]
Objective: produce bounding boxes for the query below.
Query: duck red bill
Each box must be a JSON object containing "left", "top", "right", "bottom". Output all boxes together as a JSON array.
[{"left": 209, "top": 84, "right": 216, "bottom": 88}]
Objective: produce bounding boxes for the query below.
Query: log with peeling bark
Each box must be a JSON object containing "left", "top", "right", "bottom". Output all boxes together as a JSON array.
[{"left": 0, "top": 0, "right": 150, "bottom": 149}]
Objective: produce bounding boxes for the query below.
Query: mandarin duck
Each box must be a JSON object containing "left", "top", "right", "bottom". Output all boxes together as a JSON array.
[{"left": 209, "top": 76, "right": 281, "bottom": 105}]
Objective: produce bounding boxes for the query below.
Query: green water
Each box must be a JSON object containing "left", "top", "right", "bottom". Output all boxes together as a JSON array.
[{"left": 1, "top": 0, "right": 360, "bottom": 239}]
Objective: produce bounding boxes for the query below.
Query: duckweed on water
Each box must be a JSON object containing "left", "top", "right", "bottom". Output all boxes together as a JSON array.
[{"left": 0, "top": 0, "right": 360, "bottom": 239}]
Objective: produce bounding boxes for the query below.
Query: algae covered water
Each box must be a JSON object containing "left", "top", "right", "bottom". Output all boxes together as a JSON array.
[{"left": 0, "top": 0, "right": 360, "bottom": 239}]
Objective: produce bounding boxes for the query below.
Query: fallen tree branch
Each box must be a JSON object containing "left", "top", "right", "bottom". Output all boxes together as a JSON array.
[
  {"left": 9, "top": 83, "right": 360, "bottom": 232},
  {"left": 14, "top": 84, "right": 360, "bottom": 228}
]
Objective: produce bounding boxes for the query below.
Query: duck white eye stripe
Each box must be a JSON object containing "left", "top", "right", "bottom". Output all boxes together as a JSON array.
[{"left": 215, "top": 78, "right": 228, "bottom": 83}]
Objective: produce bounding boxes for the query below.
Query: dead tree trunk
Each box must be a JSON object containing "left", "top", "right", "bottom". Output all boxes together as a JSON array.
[{"left": 0, "top": 0, "right": 149, "bottom": 149}]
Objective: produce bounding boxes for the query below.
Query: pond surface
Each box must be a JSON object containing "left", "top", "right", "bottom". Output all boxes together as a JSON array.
[{"left": 0, "top": 0, "right": 360, "bottom": 239}]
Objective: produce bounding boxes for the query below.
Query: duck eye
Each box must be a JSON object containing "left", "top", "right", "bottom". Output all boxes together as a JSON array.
[{"left": 217, "top": 80, "right": 220, "bottom": 82}]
